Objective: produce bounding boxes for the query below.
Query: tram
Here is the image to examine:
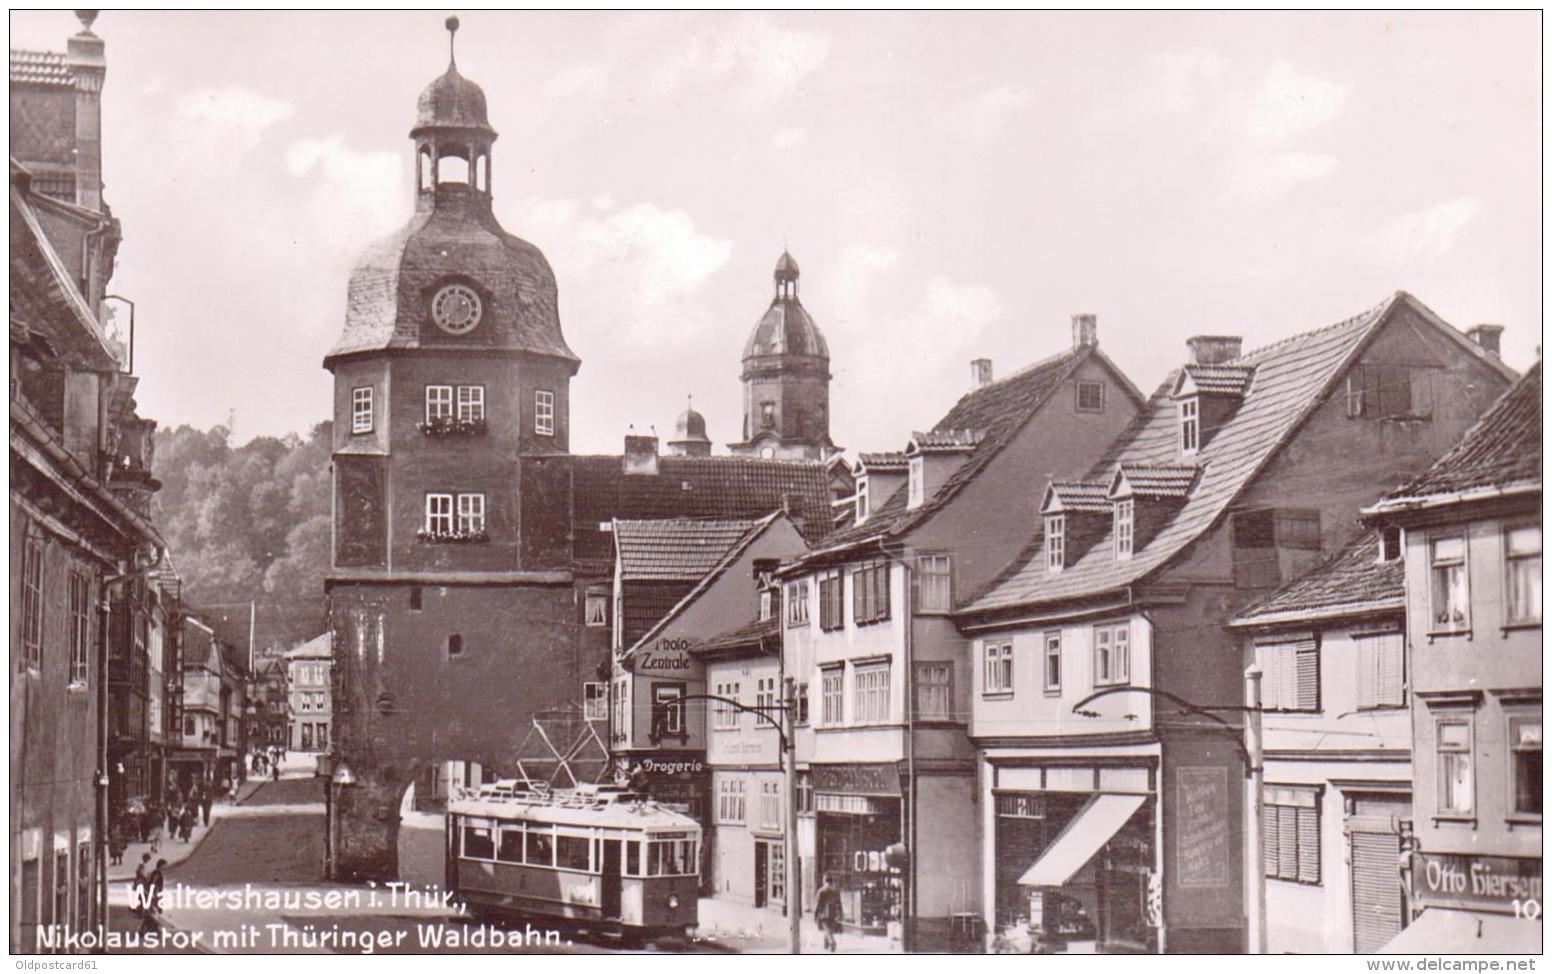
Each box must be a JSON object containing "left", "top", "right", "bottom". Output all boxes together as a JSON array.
[{"left": 446, "top": 782, "right": 701, "bottom": 940}]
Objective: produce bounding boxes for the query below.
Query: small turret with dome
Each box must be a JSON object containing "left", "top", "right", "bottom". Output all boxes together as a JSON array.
[
  {"left": 729, "top": 250, "right": 837, "bottom": 460},
  {"left": 666, "top": 396, "right": 713, "bottom": 457}
]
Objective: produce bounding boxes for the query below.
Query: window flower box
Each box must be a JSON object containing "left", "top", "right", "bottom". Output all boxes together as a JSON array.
[
  {"left": 416, "top": 528, "right": 490, "bottom": 544},
  {"left": 417, "top": 416, "right": 488, "bottom": 437}
]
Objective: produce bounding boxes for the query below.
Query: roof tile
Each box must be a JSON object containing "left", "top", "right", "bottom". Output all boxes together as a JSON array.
[
  {"left": 614, "top": 518, "right": 760, "bottom": 581},
  {"left": 10, "top": 49, "right": 71, "bottom": 86},
  {"left": 1233, "top": 531, "right": 1404, "bottom": 625}
]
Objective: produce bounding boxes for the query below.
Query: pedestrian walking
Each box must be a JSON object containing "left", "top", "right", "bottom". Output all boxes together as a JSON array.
[
  {"left": 131, "top": 853, "right": 152, "bottom": 916},
  {"left": 165, "top": 801, "right": 178, "bottom": 837},
  {"left": 200, "top": 789, "right": 213, "bottom": 826},
  {"left": 815, "top": 873, "right": 844, "bottom": 953},
  {"left": 271, "top": 759, "right": 280, "bottom": 782},
  {"left": 179, "top": 804, "right": 195, "bottom": 842},
  {"left": 138, "top": 858, "right": 167, "bottom": 935},
  {"left": 228, "top": 776, "right": 240, "bottom": 802},
  {"left": 108, "top": 822, "right": 126, "bottom": 865}
]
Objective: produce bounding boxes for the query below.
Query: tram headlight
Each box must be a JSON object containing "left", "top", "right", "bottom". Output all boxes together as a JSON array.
[{"left": 668, "top": 894, "right": 680, "bottom": 910}]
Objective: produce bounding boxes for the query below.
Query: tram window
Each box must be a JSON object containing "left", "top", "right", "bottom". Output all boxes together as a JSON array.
[
  {"left": 557, "top": 835, "right": 591, "bottom": 872},
  {"left": 526, "top": 829, "right": 554, "bottom": 867},
  {"left": 647, "top": 840, "right": 696, "bottom": 876},
  {"left": 497, "top": 827, "right": 524, "bottom": 863},
  {"left": 626, "top": 840, "right": 641, "bottom": 876},
  {"left": 462, "top": 826, "right": 495, "bottom": 861}
]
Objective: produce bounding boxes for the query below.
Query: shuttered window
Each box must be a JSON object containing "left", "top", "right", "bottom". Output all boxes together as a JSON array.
[
  {"left": 1355, "top": 630, "right": 1405, "bottom": 709},
  {"left": 851, "top": 560, "right": 890, "bottom": 625},
  {"left": 1265, "top": 785, "right": 1320, "bottom": 883},
  {"left": 818, "top": 571, "right": 843, "bottom": 631},
  {"left": 1257, "top": 638, "right": 1318, "bottom": 712}
]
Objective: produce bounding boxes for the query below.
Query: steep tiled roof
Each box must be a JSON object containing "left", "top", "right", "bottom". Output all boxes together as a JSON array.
[
  {"left": 1231, "top": 532, "right": 1404, "bottom": 627},
  {"left": 284, "top": 631, "right": 333, "bottom": 660},
  {"left": 965, "top": 292, "right": 1431, "bottom": 614},
  {"left": 1370, "top": 361, "right": 1541, "bottom": 510},
  {"left": 614, "top": 518, "right": 759, "bottom": 581},
  {"left": 1113, "top": 462, "right": 1199, "bottom": 498},
  {"left": 857, "top": 452, "right": 909, "bottom": 471},
  {"left": 796, "top": 343, "right": 1141, "bottom": 561},
  {"left": 910, "top": 428, "right": 985, "bottom": 452},
  {"left": 572, "top": 454, "right": 832, "bottom": 570},
  {"left": 10, "top": 50, "right": 71, "bottom": 86},
  {"left": 1179, "top": 364, "right": 1255, "bottom": 397},
  {"left": 1045, "top": 481, "right": 1111, "bottom": 513}
]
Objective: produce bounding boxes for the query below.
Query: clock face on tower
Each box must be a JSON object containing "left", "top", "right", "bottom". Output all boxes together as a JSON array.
[{"left": 431, "top": 284, "right": 483, "bottom": 335}]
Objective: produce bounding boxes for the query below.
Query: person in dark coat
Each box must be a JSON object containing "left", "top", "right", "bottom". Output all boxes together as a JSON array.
[
  {"left": 139, "top": 859, "right": 167, "bottom": 934},
  {"left": 814, "top": 873, "right": 844, "bottom": 953},
  {"left": 165, "top": 798, "right": 179, "bottom": 836},
  {"left": 179, "top": 804, "right": 195, "bottom": 842},
  {"left": 132, "top": 853, "right": 152, "bottom": 916},
  {"left": 199, "top": 788, "right": 213, "bottom": 826}
]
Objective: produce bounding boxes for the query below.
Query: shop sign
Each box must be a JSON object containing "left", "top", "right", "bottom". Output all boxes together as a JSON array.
[
  {"left": 812, "top": 763, "right": 900, "bottom": 797},
  {"left": 617, "top": 754, "right": 706, "bottom": 778},
  {"left": 1416, "top": 854, "right": 1542, "bottom": 911},
  {"left": 636, "top": 638, "right": 694, "bottom": 673},
  {"left": 1175, "top": 766, "right": 1230, "bottom": 889}
]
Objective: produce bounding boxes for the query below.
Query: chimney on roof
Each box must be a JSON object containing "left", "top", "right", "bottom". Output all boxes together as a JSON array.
[
  {"left": 1186, "top": 335, "right": 1243, "bottom": 366},
  {"left": 1072, "top": 314, "right": 1098, "bottom": 350},
  {"left": 971, "top": 358, "right": 994, "bottom": 390},
  {"left": 781, "top": 491, "right": 806, "bottom": 534},
  {"left": 1467, "top": 323, "right": 1504, "bottom": 359},
  {"left": 623, "top": 433, "right": 659, "bottom": 476}
]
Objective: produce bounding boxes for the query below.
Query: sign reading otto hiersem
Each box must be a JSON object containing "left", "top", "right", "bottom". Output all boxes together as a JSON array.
[{"left": 1415, "top": 854, "right": 1543, "bottom": 912}]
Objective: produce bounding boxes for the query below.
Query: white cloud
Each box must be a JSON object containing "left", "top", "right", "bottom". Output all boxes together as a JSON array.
[
  {"left": 516, "top": 198, "right": 733, "bottom": 349},
  {"left": 1375, "top": 198, "right": 1483, "bottom": 262},
  {"left": 832, "top": 243, "right": 900, "bottom": 326},
  {"left": 1247, "top": 61, "right": 1348, "bottom": 146},
  {"left": 1224, "top": 150, "right": 1339, "bottom": 202},
  {"left": 177, "top": 86, "right": 294, "bottom": 147},
  {"left": 1144, "top": 51, "right": 1227, "bottom": 114},
  {"left": 772, "top": 126, "right": 808, "bottom": 149},
  {"left": 946, "top": 85, "right": 1035, "bottom": 143},
  {"left": 285, "top": 136, "right": 407, "bottom": 253},
  {"left": 591, "top": 193, "right": 616, "bottom": 211},
  {"left": 543, "top": 63, "right": 609, "bottom": 101},
  {"left": 650, "top": 14, "right": 830, "bottom": 103}
]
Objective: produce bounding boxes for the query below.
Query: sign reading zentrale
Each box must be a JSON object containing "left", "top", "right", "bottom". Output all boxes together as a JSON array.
[
  {"left": 1416, "top": 854, "right": 1542, "bottom": 910},
  {"left": 812, "top": 763, "right": 900, "bottom": 797}
]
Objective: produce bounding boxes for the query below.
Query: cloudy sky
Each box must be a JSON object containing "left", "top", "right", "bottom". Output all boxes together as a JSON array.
[{"left": 11, "top": 10, "right": 1541, "bottom": 454}]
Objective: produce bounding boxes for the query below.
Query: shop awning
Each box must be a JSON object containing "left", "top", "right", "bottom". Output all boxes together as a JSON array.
[
  {"left": 1018, "top": 793, "right": 1145, "bottom": 887},
  {"left": 1378, "top": 909, "right": 1541, "bottom": 954}
]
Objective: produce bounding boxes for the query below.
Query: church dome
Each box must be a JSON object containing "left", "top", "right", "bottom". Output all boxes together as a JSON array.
[
  {"left": 742, "top": 251, "right": 828, "bottom": 361},
  {"left": 675, "top": 403, "right": 709, "bottom": 442},
  {"left": 774, "top": 250, "right": 800, "bottom": 280},
  {"left": 411, "top": 64, "right": 495, "bottom": 138}
]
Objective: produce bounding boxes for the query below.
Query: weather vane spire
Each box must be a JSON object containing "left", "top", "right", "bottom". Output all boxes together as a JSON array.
[{"left": 446, "top": 15, "right": 460, "bottom": 67}]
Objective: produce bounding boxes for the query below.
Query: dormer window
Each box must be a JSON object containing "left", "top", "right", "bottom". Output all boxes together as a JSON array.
[
  {"left": 1114, "top": 499, "right": 1134, "bottom": 560},
  {"left": 907, "top": 457, "right": 925, "bottom": 509},
  {"left": 1379, "top": 526, "right": 1402, "bottom": 563},
  {"left": 1045, "top": 514, "right": 1066, "bottom": 573},
  {"left": 855, "top": 476, "right": 870, "bottom": 523},
  {"left": 1180, "top": 397, "right": 1200, "bottom": 454}
]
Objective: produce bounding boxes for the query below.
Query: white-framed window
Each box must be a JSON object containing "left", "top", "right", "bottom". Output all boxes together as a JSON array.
[
  {"left": 1258, "top": 637, "right": 1319, "bottom": 712},
  {"left": 425, "top": 384, "right": 454, "bottom": 422},
  {"left": 456, "top": 492, "right": 486, "bottom": 534},
  {"left": 1264, "top": 785, "right": 1320, "bottom": 884},
  {"left": 820, "top": 667, "right": 844, "bottom": 725},
  {"left": 1504, "top": 523, "right": 1541, "bottom": 626},
  {"left": 916, "top": 554, "right": 952, "bottom": 612},
  {"left": 1180, "top": 397, "right": 1200, "bottom": 454},
  {"left": 612, "top": 677, "right": 628, "bottom": 742},
  {"left": 717, "top": 777, "right": 747, "bottom": 824},
  {"left": 914, "top": 662, "right": 952, "bottom": 720},
  {"left": 583, "top": 682, "right": 607, "bottom": 721},
  {"left": 983, "top": 641, "right": 1013, "bottom": 695},
  {"left": 759, "top": 780, "right": 783, "bottom": 832},
  {"left": 1076, "top": 380, "right": 1105, "bottom": 413},
  {"left": 21, "top": 537, "right": 43, "bottom": 668},
  {"left": 759, "top": 588, "right": 775, "bottom": 622},
  {"left": 1355, "top": 630, "right": 1404, "bottom": 709},
  {"left": 714, "top": 681, "right": 741, "bottom": 731},
  {"left": 855, "top": 476, "right": 870, "bottom": 523},
  {"left": 456, "top": 384, "right": 485, "bottom": 422},
  {"left": 1115, "top": 499, "right": 1135, "bottom": 560},
  {"left": 755, "top": 677, "right": 776, "bottom": 716},
  {"left": 584, "top": 586, "right": 608, "bottom": 627},
  {"left": 652, "top": 685, "right": 684, "bottom": 738},
  {"left": 1437, "top": 717, "right": 1474, "bottom": 815},
  {"left": 425, "top": 493, "right": 454, "bottom": 535},
  {"left": 785, "top": 579, "right": 810, "bottom": 627},
  {"left": 1046, "top": 514, "right": 1065, "bottom": 572},
  {"left": 1043, "top": 631, "right": 1061, "bottom": 692},
  {"left": 68, "top": 570, "right": 90, "bottom": 686},
  {"left": 1094, "top": 623, "right": 1131, "bottom": 686},
  {"left": 854, "top": 662, "right": 890, "bottom": 723},
  {"left": 351, "top": 387, "right": 374, "bottom": 434},
  {"left": 1429, "top": 534, "right": 1469, "bottom": 632},
  {"left": 907, "top": 456, "right": 925, "bottom": 509},
  {"left": 535, "top": 390, "right": 555, "bottom": 436},
  {"left": 1510, "top": 715, "right": 1542, "bottom": 817}
]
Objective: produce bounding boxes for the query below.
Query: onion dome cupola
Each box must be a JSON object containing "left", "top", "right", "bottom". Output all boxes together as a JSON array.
[
  {"left": 324, "top": 17, "right": 577, "bottom": 370},
  {"left": 729, "top": 250, "right": 838, "bottom": 460},
  {"left": 666, "top": 396, "right": 713, "bottom": 457}
]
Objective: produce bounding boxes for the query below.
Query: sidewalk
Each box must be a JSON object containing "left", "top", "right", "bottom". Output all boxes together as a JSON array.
[
  {"left": 107, "top": 779, "right": 267, "bottom": 883},
  {"left": 693, "top": 896, "right": 903, "bottom": 954}
]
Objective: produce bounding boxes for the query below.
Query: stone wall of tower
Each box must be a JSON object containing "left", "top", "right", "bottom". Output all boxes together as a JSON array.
[{"left": 739, "top": 358, "right": 831, "bottom": 459}]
